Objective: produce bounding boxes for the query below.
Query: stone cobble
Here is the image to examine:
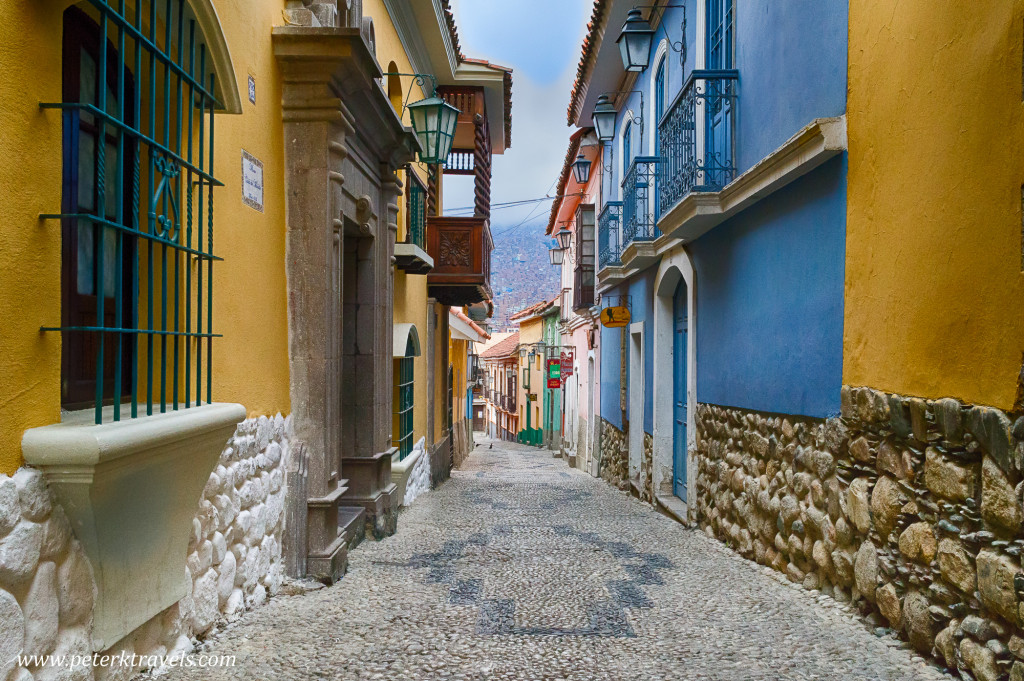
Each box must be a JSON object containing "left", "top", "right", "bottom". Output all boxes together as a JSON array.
[{"left": 156, "top": 438, "right": 953, "bottom": 681}]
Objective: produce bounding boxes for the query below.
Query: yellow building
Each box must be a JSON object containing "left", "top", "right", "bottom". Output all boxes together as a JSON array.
[
  {"left": 0, "top": 0, "right": 507, "bottom": 675},
  {"left": 511, "top": 299, "right": 555, "bottom": 446},
  {"left": 845, "top": 0, "right": 1024, "bottom": 411}
]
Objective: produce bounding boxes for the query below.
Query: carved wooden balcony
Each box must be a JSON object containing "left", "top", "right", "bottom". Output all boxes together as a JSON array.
[{"left": 426, "top": 216, "right": 493, "bottom": 306}]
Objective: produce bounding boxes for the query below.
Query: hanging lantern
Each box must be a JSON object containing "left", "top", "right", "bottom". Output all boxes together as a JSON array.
[
  {"left": 408, "top": 95, "right": 460, "bottom": 164},
  {"left": 571, "top": 152, "right": 592, "bottom": 185},
  {"left": 555, "top": 227, "right": 573, "bottom": 250},
  {"left": 549, "top": 245, "right": 565, "bottom": 266},
  {"left": 593, "top": 94, "right": 617, "bottom": 142},
  {"left": 616, "top": 8, "right": 655, "bottom": 72}
]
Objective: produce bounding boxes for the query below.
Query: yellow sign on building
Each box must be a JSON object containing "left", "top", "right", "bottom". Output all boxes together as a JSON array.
[{"left": 600, "top": 306, "right": 631, "bottom": 328}]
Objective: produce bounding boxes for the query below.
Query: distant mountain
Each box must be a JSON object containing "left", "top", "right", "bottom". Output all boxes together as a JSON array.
[{"left": 488, "top": 221, "right": 560, "bottom": 330}]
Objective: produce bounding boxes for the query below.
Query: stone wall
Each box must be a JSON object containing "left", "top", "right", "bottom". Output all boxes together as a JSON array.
[
  {"left": 694, "top": 389, "right": 1024, "bottom": 681},
  {"left": 640, "top": 432, "right": 654, "bottom": 504},
  {"left": 0, "top": 414, "right": 290, "bottom": 680},
  {"left": 598, "top": 418, "right": 628, "bottom": 491},
  {"left": 403, "top": 438, "right": 430, "bottom": 507}
]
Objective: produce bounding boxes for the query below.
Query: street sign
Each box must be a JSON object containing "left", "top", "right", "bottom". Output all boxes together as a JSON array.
[
  {"left": 547, "top": 358, "right": 561, "bottom": 389},
  {"left": 600, "top": 306, "right": 631, "bottom": 328},
  {"left": 560, "top": 349, "right": 574, "bottom": 378}
]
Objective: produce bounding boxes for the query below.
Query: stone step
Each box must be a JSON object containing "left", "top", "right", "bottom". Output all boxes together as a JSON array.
[{"left": 338, "top": 506, "right": 367, "bottom": 552}]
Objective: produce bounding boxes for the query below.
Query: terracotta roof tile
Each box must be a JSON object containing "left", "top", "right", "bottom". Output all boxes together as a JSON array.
[
  {"left": 546, "top": 128, "right": 590, "bottom": 235},
  {"left": 567, "top": 0, "right": 611, "bottom": 126},
  {"left": 480, "top": 331, "right": 520, "bottom": 359}
]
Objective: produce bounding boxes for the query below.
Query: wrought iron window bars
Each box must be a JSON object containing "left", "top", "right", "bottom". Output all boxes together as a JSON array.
[{"left": 41, "top": 0, "right": 224, "bottom": 425}]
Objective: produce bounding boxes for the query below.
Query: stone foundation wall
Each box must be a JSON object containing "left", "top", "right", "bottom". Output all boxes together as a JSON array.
[
  {"left": 694, "top": 389, "right": 1024, "bottom": 681},
  {"left": 598, "top": 418, "right": 627, "bottom": 490},
  {"left": 640, "top": 432, "right": 654, "bottom": 504},
  {"left": 403, "top": 438, "right": 430, "bottom": 507},
  {"left": 0, "top": 414, "right": 290, "bottom": 680}
]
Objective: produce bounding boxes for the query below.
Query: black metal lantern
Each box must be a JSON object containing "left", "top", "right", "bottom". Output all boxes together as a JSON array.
[
  {"left": 592, "top": 95, "right": 617, "bottom": 142},
  {"left": 616, "top": 9, "right": 655, "bottom": 72},
  {"left": 556, "top": 227, "right": 573, "bottom": 250},
  {"left": 549, "top": 245, "right": 565, "bottom": 266},
  {"left": 408, "top": 95, "right": 460, "bottom": 164},
  {"left": 571, "top": 152, "right": 592, "bottom": 185}
]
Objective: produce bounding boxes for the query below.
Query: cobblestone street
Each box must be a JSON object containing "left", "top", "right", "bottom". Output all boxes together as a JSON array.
[{"left": 163, "top": 439, "right": 953, "bottom": 681}]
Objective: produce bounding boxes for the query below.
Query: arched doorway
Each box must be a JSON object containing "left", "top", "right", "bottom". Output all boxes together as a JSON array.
[{"left": 652, "top": 247, "right": 696, "bottom": 515}]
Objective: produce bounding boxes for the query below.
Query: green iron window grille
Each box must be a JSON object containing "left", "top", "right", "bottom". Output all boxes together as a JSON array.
[
  {"left": 394, "top": 350, "right": 415, "bottom": 461},
  {"left": 406, "top": 170, "right": 427, "bottom": 250},
  {"left": 42, "top": 0, "right": 224, "bottom": 425}
]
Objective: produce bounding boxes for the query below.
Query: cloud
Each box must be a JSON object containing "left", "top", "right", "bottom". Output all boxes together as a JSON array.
[{"left": 443, "top": 0, "right": 591, "bottom": 231}]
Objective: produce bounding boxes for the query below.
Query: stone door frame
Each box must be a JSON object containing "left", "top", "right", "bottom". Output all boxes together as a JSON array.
[{"left": 653, "top": 247, "right": 698, "bottom": 514}]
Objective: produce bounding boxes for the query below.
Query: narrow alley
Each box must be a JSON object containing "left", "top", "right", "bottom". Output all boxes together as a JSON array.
[{"left": 159, "top": 440, "right": 950, "bottom": 681}]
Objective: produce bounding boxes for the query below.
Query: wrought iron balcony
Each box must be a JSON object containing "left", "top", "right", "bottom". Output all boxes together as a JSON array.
[
  {"left": 658, "top": 69, "right": 739, "bottom": 217},
  {"left": 621, "top": 156, "right": 660, "bottom": 245},
  {"left": 598, "top": 201, "right": 623, "bottom": 269},
  {"left": 426, "top": 216, "right": 493, "bottom": 306}
]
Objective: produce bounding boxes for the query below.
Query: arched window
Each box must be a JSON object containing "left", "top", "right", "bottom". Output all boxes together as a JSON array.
[
  {"left": 387, "top": 60, "right": 403, "bottom": 114},
  {"left": 53, "top": 1, "right": 240, "bottom": 423},
  {"left": 393, "top": 324, "right": 420, "bottom": 459}
]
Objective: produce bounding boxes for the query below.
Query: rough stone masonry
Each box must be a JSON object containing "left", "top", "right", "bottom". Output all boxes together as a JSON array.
[{"left": 695, "top": 385, "right": 1024, "bottom": 681}]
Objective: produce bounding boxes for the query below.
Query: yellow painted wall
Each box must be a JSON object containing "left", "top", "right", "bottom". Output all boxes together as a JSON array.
[
  {"left": 517, "top": 316, "right": 543, "bottom": 429},
  {"left": 0, "top": 0, "right": 294, "bottom": 474},
  {"left": 433, "top": 303, "right": 449, "bottom": 441},
  {"left": 0, "top": 2, "right": 65, "bottom": 475},
  {"left": 846, "top": 0, "right": 1024, "bottom": 410}
]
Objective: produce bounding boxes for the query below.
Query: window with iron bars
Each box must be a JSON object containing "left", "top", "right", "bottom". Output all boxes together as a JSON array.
[
  {"left": 393, "top": 347, "right": 415, "bottom": 461},
  {"left": 44, "top": 1, "right": 224, "bottom": 425}
]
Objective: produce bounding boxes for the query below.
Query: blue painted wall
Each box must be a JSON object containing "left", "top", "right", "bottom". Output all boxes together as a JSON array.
[
  {"left": 610, "top": 0, "right": 848, "bottom": 180},
  {"left": 734, "top": 0, "right": 849, "bottom": 172},
  {"left": 689, "top": 155, "right": 847, "bottom": 417},
  {"left": 599, "top": 270, "right": 656, "bottom": 434}
]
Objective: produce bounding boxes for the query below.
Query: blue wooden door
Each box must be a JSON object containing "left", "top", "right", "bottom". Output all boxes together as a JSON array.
[{"left": 673, "top": 280, "right": 688, "bottom": 500}]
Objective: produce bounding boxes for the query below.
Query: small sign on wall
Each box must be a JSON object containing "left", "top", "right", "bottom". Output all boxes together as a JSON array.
[
  {"left": 248, "top": 75, "right": 256, "bottom": 104},
  {"left": 242, "top": 150, "right": 263, "bottom": 212}
]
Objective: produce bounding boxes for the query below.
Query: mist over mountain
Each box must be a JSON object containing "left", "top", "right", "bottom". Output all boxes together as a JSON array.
[{"left": 489, "top": 220, "right": 560, "bottom": 331}]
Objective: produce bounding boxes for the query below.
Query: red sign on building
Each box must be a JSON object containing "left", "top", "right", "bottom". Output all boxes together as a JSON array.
[{"left": 560, "top": 349, "right": 575, "bottom": 379}]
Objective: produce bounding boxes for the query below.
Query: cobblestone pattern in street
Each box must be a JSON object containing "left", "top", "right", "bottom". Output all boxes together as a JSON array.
[{"left": 160, "top": 438, "right": 953, "bottom": 681}]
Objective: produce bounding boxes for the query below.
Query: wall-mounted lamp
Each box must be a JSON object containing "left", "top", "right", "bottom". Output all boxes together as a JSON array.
[
  {"left": 616, "top": 8, "right": 656, "bottom": 72},
  {"left": 593, "top": 94, "right": 618, "bottom": 142},
  {"left": 615, "top": 5, "right": 688, "bottom": 75},
  {"left": 383, "top": 72, "right": 460, "bottom": 165},
  {"left": 572, "top": 152, "right": 592, "bottom": 185}
]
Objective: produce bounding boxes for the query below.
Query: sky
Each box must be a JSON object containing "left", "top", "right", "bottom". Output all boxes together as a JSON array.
[{"left": 443, "top": 0, "right": 592, "bottom": 235}]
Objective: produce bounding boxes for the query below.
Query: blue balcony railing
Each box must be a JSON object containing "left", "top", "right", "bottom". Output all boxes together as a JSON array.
[
  {"left": 621, "top": 156, "right": 660, "bottom": 245},
  {"left": 598, "top": 201, "right": 623, "bottom": 269},
  {"left": 658, "top": 69, "right": 738, "bottom": 216}
]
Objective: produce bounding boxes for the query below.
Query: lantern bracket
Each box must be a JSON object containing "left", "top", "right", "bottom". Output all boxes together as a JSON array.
[
  {"left": 628, "top": 5, "right": 688, "bottom": 74},
  {"left": 381, "top": 72, "right": 441, "bottom": 115}
]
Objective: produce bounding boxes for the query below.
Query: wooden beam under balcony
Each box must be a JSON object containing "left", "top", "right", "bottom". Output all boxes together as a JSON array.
[{"left": 426, "top": 216, "right": 493, "bottom": 306}]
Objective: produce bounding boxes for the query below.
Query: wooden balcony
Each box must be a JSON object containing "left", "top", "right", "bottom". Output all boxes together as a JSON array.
[{"left": 426, "top": 216, "right": 492, "bottom": 306}]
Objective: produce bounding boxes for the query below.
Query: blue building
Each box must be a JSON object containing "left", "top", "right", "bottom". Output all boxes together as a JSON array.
[{"left": 567, "top": 0, "right": 848, "bottom": 511}]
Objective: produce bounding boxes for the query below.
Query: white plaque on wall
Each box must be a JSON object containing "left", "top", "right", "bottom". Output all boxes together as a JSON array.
[{"left": 242, "top": 150, "right": 263, "bottom": 212}]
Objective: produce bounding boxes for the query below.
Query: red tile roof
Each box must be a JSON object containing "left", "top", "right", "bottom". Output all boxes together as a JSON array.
[
  {"left": 546, "top": 128, "right": 590, "bottom": 235},
  {"left": 480, "top": 331, "right": 520, "bottom": 359},
  {"left": 567, "top": 0, "right": 612, "bottom": 126},
  {"left": 509, "top": 297, "right": 558, "bottom": 323}
]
